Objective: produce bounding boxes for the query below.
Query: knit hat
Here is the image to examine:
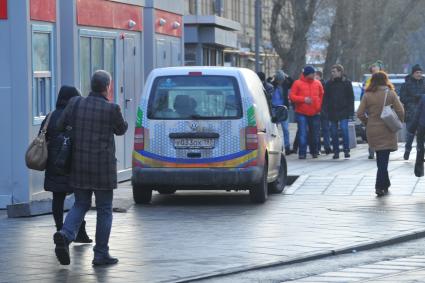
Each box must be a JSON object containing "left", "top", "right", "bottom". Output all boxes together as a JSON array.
[
  {"left": 412, "top": 64, "right": 423, "bottom": 74},
  {"left": 275, "top": 70, "right": 287, "bottom": 82},
  {"left": 303, "top": 65, "right": 316, "bottom": 76}
]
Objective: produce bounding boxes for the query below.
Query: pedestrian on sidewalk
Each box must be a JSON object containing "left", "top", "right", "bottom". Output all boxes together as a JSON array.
[
  {"left": 53, "top": 70, "right": 128, "bottom": 266},
  {"left": 357, "top": 71, "right": 404, "bottom": 197},
  {"left": 408, "top": 94, "right": 425, "bottom": 177},
  {"left": 316, "top": 71, "right": 331, "bottom": 155},
  {"left": 323, "top": 64, "right": 355, "bottom": 159},
  {"left": 290, "top": 65, "right": 324, "bottom": 159},
  {"left": 362, "top": 62, "right": 383, "bottom": 159},
  {"left": 257, "top": 71, "right": 274, "bottom": 103},
  {"left": 400, "top": 64, "right": 425, "bottom": 161},
  {"left": 40, "top": 86, "right": 92, "bottom": 243},
  {"left": 272, "top": 70, "right": 294, "bottom": 155}
]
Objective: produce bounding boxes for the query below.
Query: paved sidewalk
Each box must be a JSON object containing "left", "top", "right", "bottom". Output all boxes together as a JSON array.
[
  {"left": 291, "top": 255, "right": 425, "bottom": 282},
  {"left": 1, "top": 143, "right": 425, "bottom": 282}
]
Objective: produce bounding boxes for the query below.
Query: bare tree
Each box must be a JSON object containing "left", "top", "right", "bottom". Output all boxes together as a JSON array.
[{"left": 270, "top": 0, "right": 318, "bottom": 77}]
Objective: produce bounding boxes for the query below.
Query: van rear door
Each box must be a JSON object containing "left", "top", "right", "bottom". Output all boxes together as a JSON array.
[{"left": 137, "top": 73, "right": 256, "bottom": 168}]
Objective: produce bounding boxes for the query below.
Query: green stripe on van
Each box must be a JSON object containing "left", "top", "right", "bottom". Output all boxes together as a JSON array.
[
  {"left": 136, "top": 107, "right": 143, "bottom": 128},
  {"left": 247, "top": 106, "right": 256, "bottom": 126}
]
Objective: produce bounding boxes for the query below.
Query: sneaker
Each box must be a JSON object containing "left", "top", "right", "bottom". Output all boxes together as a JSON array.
[
  {"left": 368, "top": 154, "right": 374, "bottom": 160},
  {"left": 299, "top": 155, "right": 306, "bottom": 160},
  {"left": 325, "top": 147, "right": 332, "bottom": 155},
  {"left": 404, "top": 151, "right": 410, "bottom": 161},
  {"left": 285, "top": 147, "right": 292, "bottom": 156},
  {"left": 92, "top": 255, "right": 119, "bottom": 266},
  {"left": 333, "top": 153, "right": 340, "bottom": 159},
  {"left": 312, "top": 154, "right": 318, "bottom": 159},
  {"left": 54, "top": 232, "right": 70, "bottom": 265},
  {"left": 344, "top": 152, "right": 351, "bottom": 158},
  {"left": 375, "top": 188, "right": 386, "bottom": 197}
]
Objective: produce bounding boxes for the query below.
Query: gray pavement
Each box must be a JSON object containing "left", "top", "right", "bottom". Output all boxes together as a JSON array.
[{"left": 1, "top": 143, "right": 425, "bottom": 282}]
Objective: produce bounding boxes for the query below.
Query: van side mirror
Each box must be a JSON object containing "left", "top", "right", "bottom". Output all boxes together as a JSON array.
[{"left": 272, "top": 105, "right": 288, "bottom": 123}]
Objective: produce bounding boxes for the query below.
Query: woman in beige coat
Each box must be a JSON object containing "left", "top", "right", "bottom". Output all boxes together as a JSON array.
[{"left": 357, "top": 72, "right": 405, "bottom": 196}]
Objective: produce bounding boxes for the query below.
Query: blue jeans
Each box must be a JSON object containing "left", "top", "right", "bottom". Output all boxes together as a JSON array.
[
  {"left": 320, "top": 116, "right": 331, "bottom": 150},
  {"left": 376, "top": 150, "right": 391, "bottom": 189},
  {"left": 330, "top": 119, "right": 350, "bottom": 153},
  {"left": 61, "top": 189, "right": 113, "bottom": 258},
  {"left": 281, "top": 120, "right": 290, "bottom": 149},
  {"left": 296, "top": 114, "right": 320, "bottom": 157},
  {"left": 406, "top": 120, "right": 415, "bottom": 152}
]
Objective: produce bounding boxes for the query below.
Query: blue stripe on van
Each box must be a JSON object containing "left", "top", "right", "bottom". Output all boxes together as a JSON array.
[{"left": 137, "top": 150, "right": 252, "bottom": 164}]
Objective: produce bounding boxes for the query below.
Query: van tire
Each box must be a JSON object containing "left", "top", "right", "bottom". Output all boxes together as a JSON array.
[
  {"left": 158, "top": 189, "right": 176, "bottom": 195},
  {"left": 133, "top": 185, "right": 152, "bottom": 204},
  {"left": 250, "top": 164, "right": 268, "bottom": 204},
  {"left": 268, "top": 154, "right": 287, "bottom": 194}
]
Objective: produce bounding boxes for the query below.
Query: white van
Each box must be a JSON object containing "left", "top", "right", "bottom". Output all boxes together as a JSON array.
[{"left": 132, "top": 67, "right": 288, "bottom": 204}]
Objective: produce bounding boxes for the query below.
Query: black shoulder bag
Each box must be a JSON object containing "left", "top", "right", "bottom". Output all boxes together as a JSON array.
[{"left": 54, "top": 98, "right": 82, "bottom": 175}]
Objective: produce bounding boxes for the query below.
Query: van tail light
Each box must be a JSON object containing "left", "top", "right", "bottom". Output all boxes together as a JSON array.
[
  {"left": 245, "top": 126, "right": 258, "bottom": 150},
  {"left": 134, "top": 127, "right": 145, "bottom": 150}
]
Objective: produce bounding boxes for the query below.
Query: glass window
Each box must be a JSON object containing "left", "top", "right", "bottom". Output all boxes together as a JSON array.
[
  {"left": 33, "top": 32, "right": 50, "bottom": 71},
  {"left": 32, "top": 28, "right": 54, "bottom": 120},
  {"left": 80, "top": 37, "right": 91, "bottom": 97},
  {"left": 79, "top": 36, "right": 115, "bottom": 100},
  {"left": 148, "top": 76, "right": 242, "bottom": 120}
]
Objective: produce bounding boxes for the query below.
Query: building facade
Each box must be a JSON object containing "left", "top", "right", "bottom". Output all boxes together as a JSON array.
[
  {"left": 183, "top": 0, "right": 281, "bottom": 76},
  {"left": 0, "top": 0, "right": 184, "bottom": 212}
]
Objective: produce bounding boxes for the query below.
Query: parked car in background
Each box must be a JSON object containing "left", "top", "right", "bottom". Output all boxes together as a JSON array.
[
  {"left": 132, "top": 67, "right": 289, "bottom": 204},
  {"left": 352, "top": 82, "right": 366, "bottom": 141}
]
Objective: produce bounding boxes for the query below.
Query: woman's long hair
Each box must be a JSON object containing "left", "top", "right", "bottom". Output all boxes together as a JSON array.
[
  {"left": 366, "top": 71, "right": 395, "bottom": 92},
  {"left": 56, "top": 86, "right": 81, "bottom": 109}
]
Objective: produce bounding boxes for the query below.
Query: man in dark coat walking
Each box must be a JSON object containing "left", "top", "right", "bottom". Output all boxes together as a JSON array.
[
  {"left": 53, "top": 70, "right": 128, "bottom": 266},
  {"left": 400, "top": 64, "right": 425, "bottom": 160},
  {"left": 323, "top": 64, "right": 354, "bottom": 159}
]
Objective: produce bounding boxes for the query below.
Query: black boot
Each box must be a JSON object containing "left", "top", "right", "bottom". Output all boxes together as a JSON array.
[
  {"left": 75, "top": 220, "right": 93, "bottom": 243},
  {"left": 285, "top": 147, "right": 292, "bottom": 156}
]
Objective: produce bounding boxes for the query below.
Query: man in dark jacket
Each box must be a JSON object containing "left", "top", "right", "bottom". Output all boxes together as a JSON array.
[
  {"left": 400, "top": 64, "right": 425, "bottom": 160},
  {"left": 323, "top": 64, "right": 354, "bottom": 159},
  {"left": 272, "top": 70, "right": 293, "bottom": 154},
  {"left": 316, "top": 71, "right": 331, "bottom": 155},
  {"left": 257, "top": 71, "right": 274, "bottom": 102},
  {"left": 53, "top": 70, "right": 128, "bottom": 266}
]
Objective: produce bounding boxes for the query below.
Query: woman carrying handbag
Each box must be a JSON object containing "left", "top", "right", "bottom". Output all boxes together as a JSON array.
[
  {"left": 357, "top": 72, "right": 405, "bottom": 197},
  {"left": 39, "top": 86, "right": 92, "bottom": 243}
]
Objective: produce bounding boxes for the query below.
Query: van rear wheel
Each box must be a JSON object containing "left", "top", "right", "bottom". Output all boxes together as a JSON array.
[
  {"left": 250, "top": 164, "right": 268, "bottom": 204},
  {"left": 133, "top": 185, "right": 152, "bottom": 204},
  {"left": 268, "top": 154, "right": 287, "bottom": 194}
]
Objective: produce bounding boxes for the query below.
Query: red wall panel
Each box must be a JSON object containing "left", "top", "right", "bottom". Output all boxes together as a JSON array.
[
  {"left": 0, "top": 0, "right": 7, "bottom": 20},
  {"left": 155, "top": 10, "right": 182, "bottom": 37},
  {"left": 30, "top": 0, "right": 56, "bottom": 22},
  {"left": 77, "top": 0, "right": 142, "bottom": 31}
]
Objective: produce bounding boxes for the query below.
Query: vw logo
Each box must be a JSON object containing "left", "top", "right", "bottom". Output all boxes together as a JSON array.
[{"left": 190, "top": 122, "right": 199, "bottom": 131}]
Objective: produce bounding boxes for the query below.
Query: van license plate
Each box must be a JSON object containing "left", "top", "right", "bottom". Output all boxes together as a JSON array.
[{"left": 174, "top": 138, "right": 214, "bottom": 149}]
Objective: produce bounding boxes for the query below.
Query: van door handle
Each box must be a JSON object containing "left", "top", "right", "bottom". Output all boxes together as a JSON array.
[
  {"left": 271, "top": 134, "right": 277, "bottom": 138},
  {"left": 259, "top": 128, "right": 267, "bottom": 133}
]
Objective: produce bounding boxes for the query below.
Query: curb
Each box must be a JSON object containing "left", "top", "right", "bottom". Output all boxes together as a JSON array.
[{"left": 172, "top": 229, "right": 425, "bottom": 283}]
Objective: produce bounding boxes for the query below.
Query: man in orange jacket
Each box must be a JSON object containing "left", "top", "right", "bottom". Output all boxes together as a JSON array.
[{"left": 290, "top": 65, "right": 324, "bottom": 159}]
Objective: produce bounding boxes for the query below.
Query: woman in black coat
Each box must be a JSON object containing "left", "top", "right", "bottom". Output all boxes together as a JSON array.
[{"left": 40, "top": 86, "right": 92, "bottom": 243}]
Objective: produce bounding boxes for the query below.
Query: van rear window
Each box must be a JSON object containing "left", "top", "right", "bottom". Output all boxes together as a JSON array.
[{"left": 147, "top": 75, "right": 242, "bottom": 120}]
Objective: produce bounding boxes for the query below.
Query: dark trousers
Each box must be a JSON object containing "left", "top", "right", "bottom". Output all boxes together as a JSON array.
[
  {"left": 406, "top": 120, "right": 416, "bottom": 152},
  {"left": 52, "top": 192, "right": 67, "bottom": 231},
  {"left": 415, "top": 127, "right": 425, "bottom": 177},
  {"left": 375, "top": 150, "right": 391, "bottom": 189}
]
